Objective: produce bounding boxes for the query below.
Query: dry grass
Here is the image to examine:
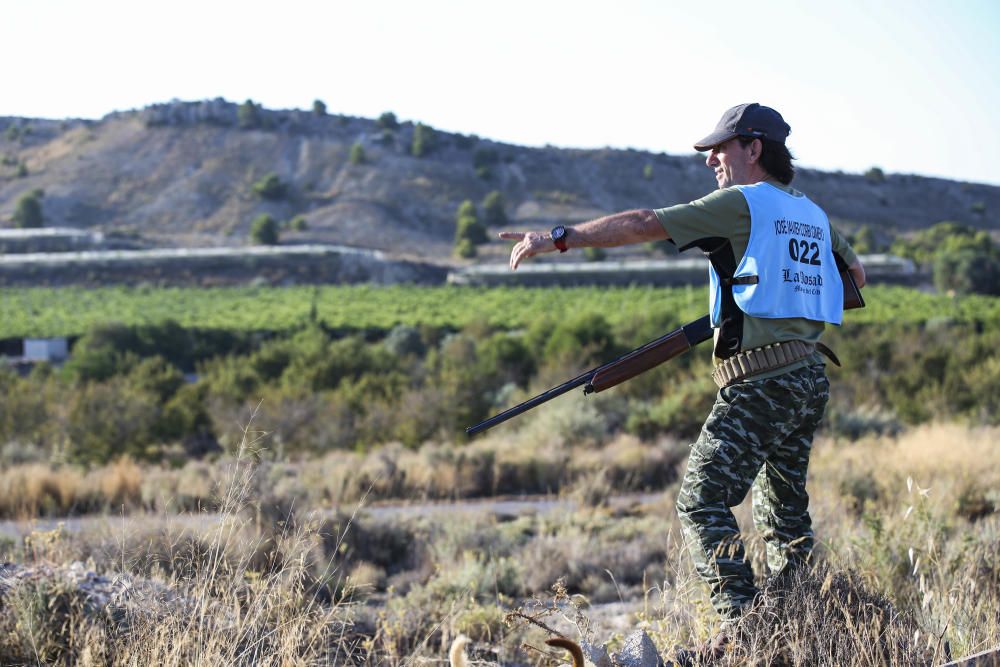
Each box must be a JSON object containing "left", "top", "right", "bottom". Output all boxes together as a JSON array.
[{"left": 0, "top": 423, "right": 998, "bottom": 664}]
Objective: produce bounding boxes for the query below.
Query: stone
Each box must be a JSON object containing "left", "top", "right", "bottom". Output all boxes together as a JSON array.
[
  {"left": 581, "top": 639, "right": 613, "bottom": 667},
  {"left": 614, "top": 630, "right": 664, "bottom": 667}
]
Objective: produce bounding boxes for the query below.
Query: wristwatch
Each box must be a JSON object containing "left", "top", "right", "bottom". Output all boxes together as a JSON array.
[{"left": 550, "top": 225, "right": 569, "bottom": 253}]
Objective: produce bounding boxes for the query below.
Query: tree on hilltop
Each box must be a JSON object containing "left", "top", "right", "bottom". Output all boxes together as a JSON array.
[
  {"left": 312, "top": 99, "right": 327, "bottom": 116},
  {"left": 378, "top": 112, "right": 398, "bottom": 130},
  {"left": 411, "top": 123, "right": 435, "bottom": 158},
  {"left": 238, "top": 99, "right": 263, "bottom": 129}
]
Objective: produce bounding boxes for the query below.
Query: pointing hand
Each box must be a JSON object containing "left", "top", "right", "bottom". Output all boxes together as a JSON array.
[{"left": 498, "top": 231, "right": 555, "bottom": 270}]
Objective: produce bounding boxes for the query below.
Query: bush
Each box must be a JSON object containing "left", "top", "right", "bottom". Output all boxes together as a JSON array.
[
  {"left": 473, "top": 148, "right": 499, "bottom": 178},
  {"left": 455, "top": 215, "right": 487, "bottom": 245},
  {"left": 849, "top": 224, "right": 877, "bottom": 254},
  {"left": 642, "top": 163, "right": 653, "bottom": 180},
  {"left": 13, "top": 190, "right": 43, "bottom": 228},
  {"left": 286, "top": 215, "right": 308, "bottom": 232},
  {"left": 237, "top": 99, "right": 263, "bottom": 129},
  {"left": 66, "top": 378, "right": 161, "bottom": 463},
  {"left": 934, "top": 249, "right": 1000, "bottom": 295},
  {"left": 583, "top": 247, "right": 606, "bottom": 262},
  {"left": 891, "top": 221, "right": 996, "bottom": 268},
  {"left": 251, "top": 173, "right": 287, "bottom": 200},
  {"left": 411, "top": 123, "right": 434, "bottom": 157},
  {"left": 312, "top": 99, "right": 326, "bottom": 116},
  {"left": 473, "top": 148, "right": 498, "bottom": 170},
  {"left": 482, "top": 191, "right": 508, "bottom": 226},
  {"left": 453, "top": 238, "right": 476, "bottom": 259},
  {"left": 349, "top": 143, "right": 366, "bottom": 165},
  {"left": 250, "top": 214, "right": 280, "bottom": 245},
  {"left": 864, "top": 166, "right": 886, "bottom": 183},
  {"left": 377, "top": 111, "right": 398, "bottom": 130},
  {"left": 454, "top": 200, "right": 487, "bottom": 251}
]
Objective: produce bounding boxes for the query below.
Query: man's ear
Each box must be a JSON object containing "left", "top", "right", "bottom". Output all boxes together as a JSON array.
[{"left": 748, "top": 138, "right": 763, "bottom": 164}]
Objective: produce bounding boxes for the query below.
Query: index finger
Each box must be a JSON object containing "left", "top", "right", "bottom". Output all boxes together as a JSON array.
[{"left": 498, "top": 231, "right": 526, "bottom": 241}]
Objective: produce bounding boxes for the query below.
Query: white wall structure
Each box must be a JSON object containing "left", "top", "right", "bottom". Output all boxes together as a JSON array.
[{"left": 24, "top": 338, "right": 69, "bottom": 362}]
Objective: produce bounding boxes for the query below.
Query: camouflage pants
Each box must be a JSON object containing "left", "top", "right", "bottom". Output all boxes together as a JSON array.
[{"left": 676, "top": 363, "right": 830, "bottom": 620}]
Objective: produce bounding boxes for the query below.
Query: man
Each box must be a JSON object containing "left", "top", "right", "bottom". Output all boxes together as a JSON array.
[{"left": 500, "top": 103, "right": 866, "bottom": 624}]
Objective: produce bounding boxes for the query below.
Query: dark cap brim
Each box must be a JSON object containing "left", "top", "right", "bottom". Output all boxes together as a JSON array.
[{"left": 693, "top": 130, "right": 738, "bottom": 152}]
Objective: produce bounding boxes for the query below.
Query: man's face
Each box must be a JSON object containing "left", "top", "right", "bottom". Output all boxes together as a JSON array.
[{"left": 705, "top": 137, "right": 757, "bottom": 188}]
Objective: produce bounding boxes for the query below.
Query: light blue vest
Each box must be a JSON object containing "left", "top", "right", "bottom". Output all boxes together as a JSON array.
[{"left": 709, "top": 182, "right": 843, "bottom": 326}]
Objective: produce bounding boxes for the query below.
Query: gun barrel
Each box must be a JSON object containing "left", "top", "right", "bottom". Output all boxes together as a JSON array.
[{"left": 464, "top": 372, "right": 593, "bottom": 437}]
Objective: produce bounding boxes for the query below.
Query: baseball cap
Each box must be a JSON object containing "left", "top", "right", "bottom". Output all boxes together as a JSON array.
[{"left": 694, "top": 103, "right": 791, "bottom": 151}]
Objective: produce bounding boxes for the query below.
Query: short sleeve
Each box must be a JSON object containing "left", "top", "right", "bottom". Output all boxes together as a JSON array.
[{"left": 654, "top": 188, "right": 749, "bottom": 251}]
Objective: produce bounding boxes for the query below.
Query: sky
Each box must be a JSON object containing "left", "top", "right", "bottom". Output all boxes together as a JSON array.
[{"left": 2, "top": 0, "right": 999, "bottom": 185}]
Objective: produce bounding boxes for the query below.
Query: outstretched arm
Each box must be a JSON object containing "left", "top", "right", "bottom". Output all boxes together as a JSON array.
[{"left": 499, "top": 209, "right": 668, "bottom": 270}]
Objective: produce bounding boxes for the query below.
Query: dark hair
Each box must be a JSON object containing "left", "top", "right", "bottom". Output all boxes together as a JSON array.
[{"left": 738, "top": 136, "right": 795, "bottom": 184}]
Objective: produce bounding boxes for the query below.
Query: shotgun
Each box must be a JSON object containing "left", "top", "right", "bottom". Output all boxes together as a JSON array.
[{"left": 465, "top": 264, "right": 864, "bottom": 437}]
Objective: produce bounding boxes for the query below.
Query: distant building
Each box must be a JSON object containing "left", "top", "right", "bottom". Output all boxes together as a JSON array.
[{"left": 23, "top": 338, "right": 68, "bottom": 362}]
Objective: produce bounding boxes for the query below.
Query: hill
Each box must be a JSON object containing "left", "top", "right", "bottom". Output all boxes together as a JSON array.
[{"left": 1, "top": 99, "right": 998, "bottom": 261}]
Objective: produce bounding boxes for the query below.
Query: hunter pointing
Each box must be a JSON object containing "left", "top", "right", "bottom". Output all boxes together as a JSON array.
[{"left": 500, "top": 103, "right": 866, "bottom": 623}]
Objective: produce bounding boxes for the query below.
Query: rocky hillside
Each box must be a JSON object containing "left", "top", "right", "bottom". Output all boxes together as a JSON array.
[{"left": 1, "top": 99, "right": 997, "bottom": 260}]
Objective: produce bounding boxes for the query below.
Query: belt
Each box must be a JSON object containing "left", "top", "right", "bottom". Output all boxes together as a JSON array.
[{"left": 712, "top": 340, "right": 841, "bottom": 388}]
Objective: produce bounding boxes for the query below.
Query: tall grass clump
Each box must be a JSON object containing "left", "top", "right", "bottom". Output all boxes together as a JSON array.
[{"left": 0, "top": 415, "right": 361, "bottom": 665}]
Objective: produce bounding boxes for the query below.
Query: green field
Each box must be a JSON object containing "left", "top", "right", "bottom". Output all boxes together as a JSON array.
[{"left": 2, "top": 284, "right": 998, "bottom": 338}]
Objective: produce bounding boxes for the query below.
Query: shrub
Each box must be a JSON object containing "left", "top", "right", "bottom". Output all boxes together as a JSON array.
[
  {"left": 250, "top": 214, "right": 280, "bottom": 245},
  {"left": 66, "top": 378, "right": 161, "bottom": 463},
  {"left": 891, "top": 221, "right": 995, "bottom": 267},
  {"left": 251, "top": 173, "right": 287, "bottom": 200},
  {"left": 482, "top": 190, "right": 507, "bottom": 226},
  {"left": 934, "top": 249, "right": 1000, "bottom": 295},
  {"left": 849, "top": 224, "right": 877, "bottom": 254},
  {"left": 473, "top": 147, "right": 498, "bottom": 179},
  {"left": 642, "top": 163, "right": 653, "bottom": 180},
  {"left": 455, "top": 204, "right": 487, "bottom": 245},
  {"left": 12, "top": 189, "right": 43, "bottom": 228},
  {"left": 237, "top": 99, "right": 263, "bottom": 129},
  {"left": 411, "top": 122, "right": 434, "bottom": 157},
  {"left": 453, "top": 237, "right": 476, "bottom": 259},
  {"left": 583, "top": 246, "right": 606, "bottom": 262},
  {"left": 287, "top": 215, "right": 308, "bottom": 231},
  {"left": 312, "top": 99, "right": 326, "bottom": 116},
  {"left": 473, "top": 148, "right": 498, "bottom": 170},
  {"left": 864, "top": 166, "right": 886, "bottom": 183},
  {"left": 377, "top": 111, "right": 398, "bottom": 130},
  {"left": 349, "top": 142, "right": 366, "bottom": 165}
]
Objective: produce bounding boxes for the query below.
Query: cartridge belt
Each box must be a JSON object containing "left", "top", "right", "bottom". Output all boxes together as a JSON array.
[{"left": 712, "top": 340, "right": 840, "bottom": 388}]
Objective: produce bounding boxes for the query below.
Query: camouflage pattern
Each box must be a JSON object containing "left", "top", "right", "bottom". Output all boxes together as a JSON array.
[{"left": 676, "top": 363, "right": 830, "bottom": 619}]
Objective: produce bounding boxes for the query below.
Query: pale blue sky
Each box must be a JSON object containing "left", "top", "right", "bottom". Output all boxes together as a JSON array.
[{"left": 2, "top": 0, "right": 998, "bottom": 185}]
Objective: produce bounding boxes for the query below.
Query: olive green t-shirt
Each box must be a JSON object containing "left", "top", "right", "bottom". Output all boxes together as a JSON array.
[{"left": 654, "top": 180, "right": 858, "bottom": 378}]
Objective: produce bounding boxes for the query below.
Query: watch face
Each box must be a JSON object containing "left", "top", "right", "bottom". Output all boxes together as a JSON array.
[{"left": 551, "top": 226, "right": 566, "bottom": 240}]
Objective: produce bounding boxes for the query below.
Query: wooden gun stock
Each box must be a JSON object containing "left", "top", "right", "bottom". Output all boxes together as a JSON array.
[{"left": 587, "top": 316, "right": 711, "bottom": 393}]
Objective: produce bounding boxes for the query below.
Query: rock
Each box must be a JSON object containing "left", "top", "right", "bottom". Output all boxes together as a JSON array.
[
  {"left": 581, "top": 639, "right": 613, "bottom": 667},
  {"left": 614, "top": 630, "right": 664, "bottom": 667}
]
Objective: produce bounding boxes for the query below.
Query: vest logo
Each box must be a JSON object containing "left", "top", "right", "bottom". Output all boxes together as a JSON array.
[{"left": 782, "top": 268, "right": 824, "bottom": 287}]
